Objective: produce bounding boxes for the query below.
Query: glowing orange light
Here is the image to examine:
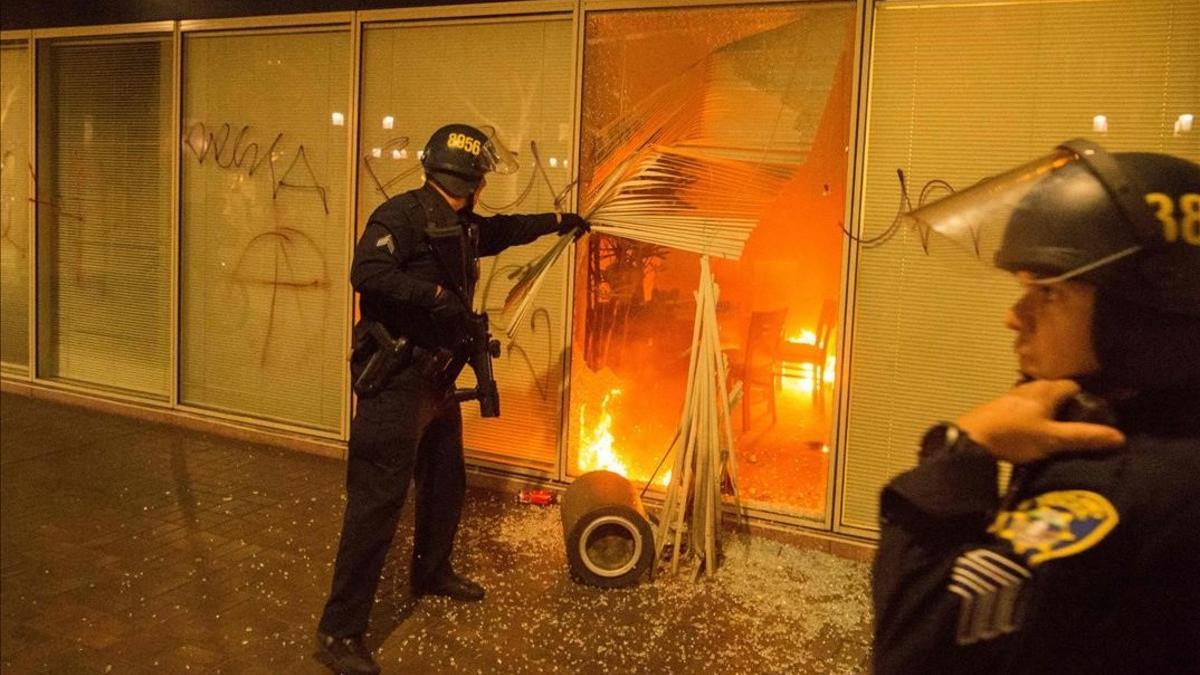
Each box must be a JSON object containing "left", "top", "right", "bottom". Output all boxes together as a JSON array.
[
  {"left": 779, "top": 328, "right": 836, "bottom": 394},
  {"left": 787, "top": 330, "right": 817, "bottom": 345},
  {"left": 780, "top": 369, "right": 815, "bottom": 395},
  {"left": 578, "top": 388, "right": 629, "bottom": 478},
  {"left": 577, "top": 388, "right": 672, "bottom": 487}
]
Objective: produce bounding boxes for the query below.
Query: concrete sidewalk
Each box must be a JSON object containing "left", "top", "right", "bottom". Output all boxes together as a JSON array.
[{"left": 0, "top": 392, "right": 873, "bottom": 674}]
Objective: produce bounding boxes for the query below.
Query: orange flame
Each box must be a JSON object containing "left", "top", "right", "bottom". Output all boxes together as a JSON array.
[
  {"left": 787, "top": 329, "right": 817, "bottom": 346},
  {"left": 577, "top": 387, "right": 672, "bottom": 487},
  {"left": 781, "top": 328, "right": 836, "bottom": 394},
  {"left": 578, "top": 388, "right": 629, "bottom": 478}
]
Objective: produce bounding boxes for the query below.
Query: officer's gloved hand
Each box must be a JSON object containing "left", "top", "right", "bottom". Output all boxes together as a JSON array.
[
  {"left": 429, "top": 285, "right": 471, "bottom": 328},
  {"left": 557, "top": 213, "right": 591, "bottom": 239}
]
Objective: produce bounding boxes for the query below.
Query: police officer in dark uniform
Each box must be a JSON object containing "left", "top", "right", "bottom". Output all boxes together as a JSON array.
[
  {"left": 316, "top": 123, "right": 587, "bottom": 674},
  {"left": 872, "top": 141, "right": 1200, "bottom": 674}
]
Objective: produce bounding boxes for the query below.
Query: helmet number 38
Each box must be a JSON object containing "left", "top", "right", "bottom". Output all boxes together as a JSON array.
[{"left": 1146, "top": 192, "right": 1200, "bottom": 245}]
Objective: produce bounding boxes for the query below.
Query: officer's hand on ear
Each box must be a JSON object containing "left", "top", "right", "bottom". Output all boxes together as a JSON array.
[
  {"left": 557, "top": 213, "right": 591, "bottom": 238},
  {"left": 430, "top": 285, "right": 470, "bottom": 327},
  {"left": 955, "top": 379, "right": 1126, "bottom": 464}
]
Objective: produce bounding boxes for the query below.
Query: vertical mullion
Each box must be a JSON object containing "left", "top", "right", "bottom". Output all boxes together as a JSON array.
[
  {"left": 830, "top": 0, "right": 874, "bottom": 533},
  {"left": 343, "top": 16, "right": 363, "bottom": 449},
  {"left": 556, "top": 0, "right": 586, "bottom": 483},
  {"left": 27, "top": 35, "right": 38, "bottom": 381},
  {"left": 169, "top": 23, "right": 182, "bottom": 408}
]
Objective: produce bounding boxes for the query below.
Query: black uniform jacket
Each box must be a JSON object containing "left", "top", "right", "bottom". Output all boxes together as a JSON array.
[
  {"left": 873, "top": 387, "right": 1200, "bottom": 674},
  {"left": 351, "top": 182, "right": 559, "bottom": 351}
]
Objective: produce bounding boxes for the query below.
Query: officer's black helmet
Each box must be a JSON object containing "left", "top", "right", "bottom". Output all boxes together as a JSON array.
[
  {"left": 905, "top": 139, "right": 1200, "bottom": 317},
  {"left": 904, "top": 140, "right": 1200, "bottom": 389},
  {"left": 421, "top": 123, "right": 519, "bottom": 198}
]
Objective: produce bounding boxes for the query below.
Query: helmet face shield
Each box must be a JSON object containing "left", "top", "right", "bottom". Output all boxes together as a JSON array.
[
  {"left": 478, "top": 125, "right": 519, "bottom": 176},
  {"left": 901, "top": 147, "right": 1142, "bottom": 285},
  {"left": 901, "top": 141, "right": 1200, "bottom": 321}
]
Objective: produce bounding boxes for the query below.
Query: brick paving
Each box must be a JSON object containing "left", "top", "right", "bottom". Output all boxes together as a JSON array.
[{"left": 0, "top": 392, "right": 873, "bottom": 674}]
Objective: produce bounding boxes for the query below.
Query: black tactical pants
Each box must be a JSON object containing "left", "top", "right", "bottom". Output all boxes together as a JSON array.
[{"left": 318, "top": 366, "right": 465, "bottom": 638}]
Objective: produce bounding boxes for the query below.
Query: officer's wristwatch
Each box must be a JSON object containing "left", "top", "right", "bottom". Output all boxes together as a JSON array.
[{"left": 918, "top": 422, "right": 970, "bottom": 461}]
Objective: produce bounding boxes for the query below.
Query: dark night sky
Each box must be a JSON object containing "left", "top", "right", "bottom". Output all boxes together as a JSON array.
[{"left": 1, "top": 0, "right": 521, "bottom": 30}]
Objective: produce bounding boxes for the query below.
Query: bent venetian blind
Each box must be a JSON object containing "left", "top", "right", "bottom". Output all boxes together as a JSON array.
[{"left": 841, "top": 0, "right": 1200, "bottom": 534}]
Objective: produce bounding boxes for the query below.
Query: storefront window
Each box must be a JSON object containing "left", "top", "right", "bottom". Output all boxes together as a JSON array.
[
  {"left": 36, "top": 36, "right": 172, "bottom": 396},
  {"left": 1, "top": 40, "right": 31, "bottom": 375},
  {"left": 359, "top": 17, "right": 574, "bottom": 472},
  {"left": 572, "top": 3, "right": 856, "bottom": 518},
  {"left": 179, "top": 27, "right": 351, "bottom": 431}
]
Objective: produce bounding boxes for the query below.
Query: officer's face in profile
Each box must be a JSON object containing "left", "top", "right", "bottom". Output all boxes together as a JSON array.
[{"left": 1005, "top": 271, "right": 1100, "bottom": 380}]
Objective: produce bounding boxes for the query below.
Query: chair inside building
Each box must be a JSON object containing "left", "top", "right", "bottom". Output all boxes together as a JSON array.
[
  {"left": 729, "top": 307, "right": 788, "bottom": 431},
  {"left": 779, "top": 298, "right": 837, "bottom": 397}
]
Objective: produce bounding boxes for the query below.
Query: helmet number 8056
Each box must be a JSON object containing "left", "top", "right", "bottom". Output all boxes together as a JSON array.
[
  {"left": 1145, "top": 192, "right": 1200, "bottom": 246},
  {"left": 447, "top": 133, "right": 482, "bottom": 156}
]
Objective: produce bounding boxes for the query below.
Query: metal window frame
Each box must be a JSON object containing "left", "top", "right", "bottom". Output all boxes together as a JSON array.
[
  {"left": 583, "top": 0, "right": 835, "bottom": 11},
  {"left": 30, "top": 21, "right": 175, "bottom": 40},
  {"left": 830, "top": 0, "right": 874, "bottom": 538},
  {"left": 359, "top": 1, "right": 573, "bottom": 23},
  {"left": 0, "top": 32, "right": 34, "bottom": 380},
  {"left": 357, "top": 3, "right": 578, "bottom": 480},
  {"left": 28, "top": 25, "right": 176, "bottom": 404},
  {"left": 174, "top": 12, "right": 357, "bottom": 442},
  {"left": 570, "top": 0, "right": 871, "bottom": 533}
]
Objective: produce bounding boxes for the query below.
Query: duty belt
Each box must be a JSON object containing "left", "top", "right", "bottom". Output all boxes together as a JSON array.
[{"left": 352, "top": 322, "right": 456, "bottom": 398}]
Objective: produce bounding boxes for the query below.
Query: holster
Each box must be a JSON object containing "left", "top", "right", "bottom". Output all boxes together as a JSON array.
[
  {"left": 352, "top": 321, "right": 461, "bottom": 398},
  {"left": 352, "top": 322, "right": 413, "bottom": 398}
]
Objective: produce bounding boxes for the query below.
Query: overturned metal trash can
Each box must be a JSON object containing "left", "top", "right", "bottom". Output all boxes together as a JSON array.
[{"left": 561, "top": 470, "right": 655, "bottom": 588}]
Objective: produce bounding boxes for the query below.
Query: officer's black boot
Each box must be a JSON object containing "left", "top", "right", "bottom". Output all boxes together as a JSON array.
[
  {"left": 412, "top": 570, "right": 485, "bottom": 602},
  {"left": 315, "top": 631, "right": 381, "bottom": 674}
]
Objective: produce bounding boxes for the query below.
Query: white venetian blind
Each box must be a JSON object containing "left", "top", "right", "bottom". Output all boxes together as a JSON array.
[
  {"left": 359, "top": 17, "right": 575, "bottom": 472},
  {"left": 1, "top": 40, "right": 31, "bottom": 374},
  {"left": 180, "top": 27, "right": 351, "bottom": 432},
  {"left": 36, "top": 37, "right": 172, "bottom": 397},
  {"left": 840, "top": 0, "right": 1200, "bottom": 534}
]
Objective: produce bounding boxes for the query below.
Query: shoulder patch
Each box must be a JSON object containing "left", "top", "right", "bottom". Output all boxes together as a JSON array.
[
  {"left": 375, "top": 233, "right": 395, "bottom": 254},
  {"left": 989, "top": 490, "right": 1119, "bottom": 566}
]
